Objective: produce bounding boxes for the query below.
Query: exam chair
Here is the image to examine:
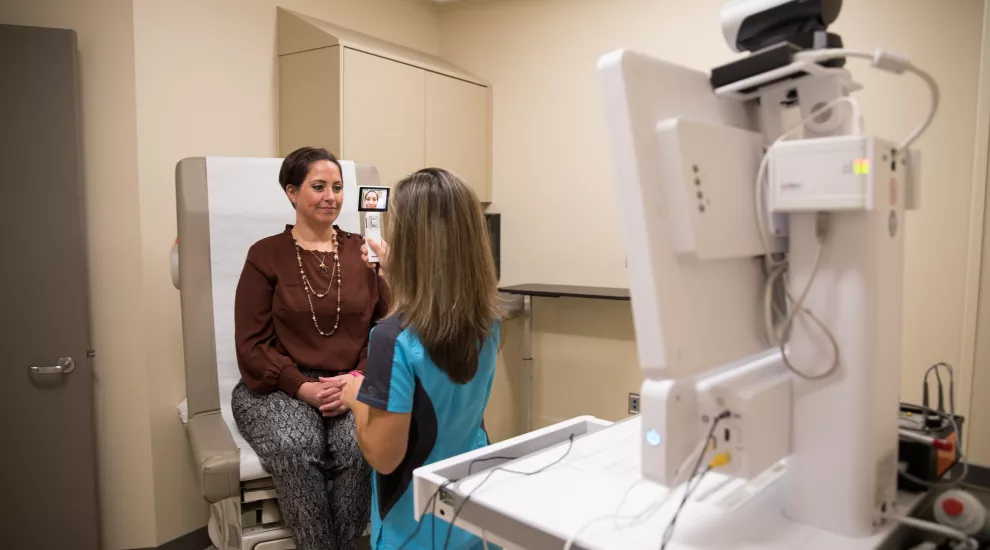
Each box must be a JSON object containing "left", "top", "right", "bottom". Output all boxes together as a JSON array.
[{"left": 171, "top": 156, "right": 379, "bottom": 550}]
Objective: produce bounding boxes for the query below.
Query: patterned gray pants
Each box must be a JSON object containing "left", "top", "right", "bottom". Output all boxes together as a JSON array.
[{"left": 232, "top": 376, "right": 371, "bottom": 550}]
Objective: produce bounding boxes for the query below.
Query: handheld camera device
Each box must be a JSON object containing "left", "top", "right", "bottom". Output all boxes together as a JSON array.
[{"left": 359, "top": 186, "right": 389, "bottom": 262}]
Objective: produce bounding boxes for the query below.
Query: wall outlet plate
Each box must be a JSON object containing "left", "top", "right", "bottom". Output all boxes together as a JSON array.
[{"left": 629, "top": 393, "right": 640, "bottom": 415}]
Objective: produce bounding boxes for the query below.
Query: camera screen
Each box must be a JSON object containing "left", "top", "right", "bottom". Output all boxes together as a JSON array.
[{"left": 358, "top": 187, "right": 389, "bottom": 212}]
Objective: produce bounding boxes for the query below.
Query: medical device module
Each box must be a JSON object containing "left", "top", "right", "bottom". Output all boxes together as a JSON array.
[{"left": 600, "top": 0, "right": 936, "bottom": 539}]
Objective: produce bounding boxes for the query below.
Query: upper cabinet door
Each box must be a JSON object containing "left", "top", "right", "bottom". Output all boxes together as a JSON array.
[
  {"left": 343, "top": 48, "right": 425, "bottom": 189},
  {"left": 425, "top": 73, "right": 492, "bottom": 202},
  {"left": 279, "top": 46, "right": 342, "bottom": 157}
]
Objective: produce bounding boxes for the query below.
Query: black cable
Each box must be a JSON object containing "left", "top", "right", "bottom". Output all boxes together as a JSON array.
[
  {"left": 397, "top": 443, "right": 552, "bottom": 550},
  {"left": 661, "top": 466, "right": 714, "bottom": 550},
  {"left": 660, "top": 411, "right": 730, "bottom": 550},
  {"left": 920, "top": 363, "right": 960, "bottom": 453},
  {"left": 397, "top": 479, "right": 453, "bottom": 550},
  {"left": 441, "top": 434, "right": 577, "bottom": 550},
  {"left": 929, "top": 362, "right": 957, "bottom": 433},
  {"left": 425, "top": 454, "right": 522, "bottom": 548},
  {"left": 467, "top": 455, "right": 519, "bottom": 475},
  {"left": 935, "top": 368, "right": 944, "bottom": 412},
  {"left": 923, "top": 363, "right": 945, "bottom": 413}
]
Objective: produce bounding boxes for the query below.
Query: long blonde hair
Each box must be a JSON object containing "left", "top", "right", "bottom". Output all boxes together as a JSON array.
[{"left": 385, "top": 168, "right": 500, "bottom": 383}]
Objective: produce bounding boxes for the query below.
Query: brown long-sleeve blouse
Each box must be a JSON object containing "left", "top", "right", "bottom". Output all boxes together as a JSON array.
[{"left": 234, "top": 224, "right": 389, "bottom": 396}]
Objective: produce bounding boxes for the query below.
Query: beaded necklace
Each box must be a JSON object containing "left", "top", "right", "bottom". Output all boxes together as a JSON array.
[{"left": 293, "top": 230, "right": 341, "bottom": 337}]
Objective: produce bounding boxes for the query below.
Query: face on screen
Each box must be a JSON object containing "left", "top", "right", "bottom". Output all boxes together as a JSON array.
[{"left": 359, "top": 187, "right": 388, "bottom": 212}]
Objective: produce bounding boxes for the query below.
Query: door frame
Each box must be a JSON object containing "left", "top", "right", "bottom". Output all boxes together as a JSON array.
[{"left": 959, "top": 0, "right": 990, "bottom": 457}]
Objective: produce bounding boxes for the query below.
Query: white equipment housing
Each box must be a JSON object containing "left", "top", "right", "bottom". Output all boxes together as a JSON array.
[
  {"left": 603, "top": 40, "right": 919, "bottom": 536},
  {"left": 779, "top": 134, "right": 910, "bottom": 535},
  {"left": 596, "top": 47, "right": 792, "bottom": 489},
  {"left": 693, "top": 349, "right": 792, "bottom": 480},
  {"left": 770, "top": 136, "right": 922, "bottom": 213},
  {"left": 363, "top": 211, "right": 383, "bottom": 262},
  {"left": 655, "top": 118, "right": 784, "bottom": 258}
]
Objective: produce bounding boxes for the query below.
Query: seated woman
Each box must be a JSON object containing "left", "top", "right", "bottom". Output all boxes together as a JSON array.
[
  {"left": 340, "top": 168, "right": 501, "bottom": 550},
  {"left": 231, "top": 147, "right": 388, "bottom": 550}
]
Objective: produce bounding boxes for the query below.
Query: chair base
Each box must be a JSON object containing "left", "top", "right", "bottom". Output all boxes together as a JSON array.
[
  {"left": 208, "top": 477, "right": 296, "bottom": 550},
  {"left": 202, "top": 466, "right": 372, "bottom": 550}
]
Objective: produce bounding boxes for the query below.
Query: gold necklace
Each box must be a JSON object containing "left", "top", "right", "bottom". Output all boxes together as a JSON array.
[
  {"left": 294, "top": 228, "right": 335, "bottom": 284},
  {"left": 303, "top": 257, "right": 334, "bottom": 298},
  {"left": 310, "top": 250, "right": 329, "bottom": 273},
  {"left": 293, "top": 231, "right": 342, "bottom": 337},
  {"left": 305, "top": 237, "right": 337, "bottom": 297}
]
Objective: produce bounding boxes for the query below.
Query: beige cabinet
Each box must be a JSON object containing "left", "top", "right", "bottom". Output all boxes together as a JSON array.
[
  {"left": 342, "top": 49, "right": 425, "bottom": 191},
  {"left": 425, "top": 74, "right": 491, "bottom": 202},
  {"left": 277, "top": 8, "right": 492, "bottom": 201},
  {"left": 278, "top": 46, "right": 341, "bottom": 157}
]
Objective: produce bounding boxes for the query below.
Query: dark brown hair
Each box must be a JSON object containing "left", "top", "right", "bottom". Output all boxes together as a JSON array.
[{"left": 279, "top": 147, "right": 342, "bottom": 191}]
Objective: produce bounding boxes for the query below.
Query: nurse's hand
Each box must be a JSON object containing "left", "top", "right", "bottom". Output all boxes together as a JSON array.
[
  {"left": 339, "top": 373, "right": 364, "bottom": 410},
  {"left": 362, "top": 237, "right": 388, "bottom": 278}
]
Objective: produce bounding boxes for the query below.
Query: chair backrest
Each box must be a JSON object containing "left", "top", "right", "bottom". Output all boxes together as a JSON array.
[{"left": 176, "top": 156, "right": 381, "bottom": 417}]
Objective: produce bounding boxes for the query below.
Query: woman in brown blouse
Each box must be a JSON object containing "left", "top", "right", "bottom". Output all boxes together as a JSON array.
[{"left": 230, "top": 147, "right": 388, "bottom": 550}]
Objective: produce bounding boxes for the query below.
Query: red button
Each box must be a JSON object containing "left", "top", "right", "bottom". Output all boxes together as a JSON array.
[{"left": 942, "top": 497, "right": 965, "bottom": 517}]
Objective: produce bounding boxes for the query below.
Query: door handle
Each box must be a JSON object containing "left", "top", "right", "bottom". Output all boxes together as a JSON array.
[{"left": 29, "top": 357, "right": 75, "bottom": 375}]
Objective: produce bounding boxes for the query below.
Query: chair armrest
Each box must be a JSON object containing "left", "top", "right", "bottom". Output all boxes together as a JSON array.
[{"left": 186, "top": 411, "right": 240, "bottom": 503}]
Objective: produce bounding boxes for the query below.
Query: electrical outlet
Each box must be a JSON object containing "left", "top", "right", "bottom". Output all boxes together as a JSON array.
[{"left": 628, "top": 393, "right": 640, "bottom": 415}]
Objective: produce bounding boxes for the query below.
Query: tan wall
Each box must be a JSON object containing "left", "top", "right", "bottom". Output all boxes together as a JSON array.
[
  {"left": 130, "top": 0, "right": 441, "bottom": 543},
  {"left": 0, "top": 1, "right": 155, "bottom": 549},
  {"left": 440, "top": 0, "right": 987, "bottom": 436}
]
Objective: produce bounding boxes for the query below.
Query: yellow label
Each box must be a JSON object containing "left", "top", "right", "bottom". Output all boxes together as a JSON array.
[{"left": 854, "top": 159, "right": 870, "bottom": 175}]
